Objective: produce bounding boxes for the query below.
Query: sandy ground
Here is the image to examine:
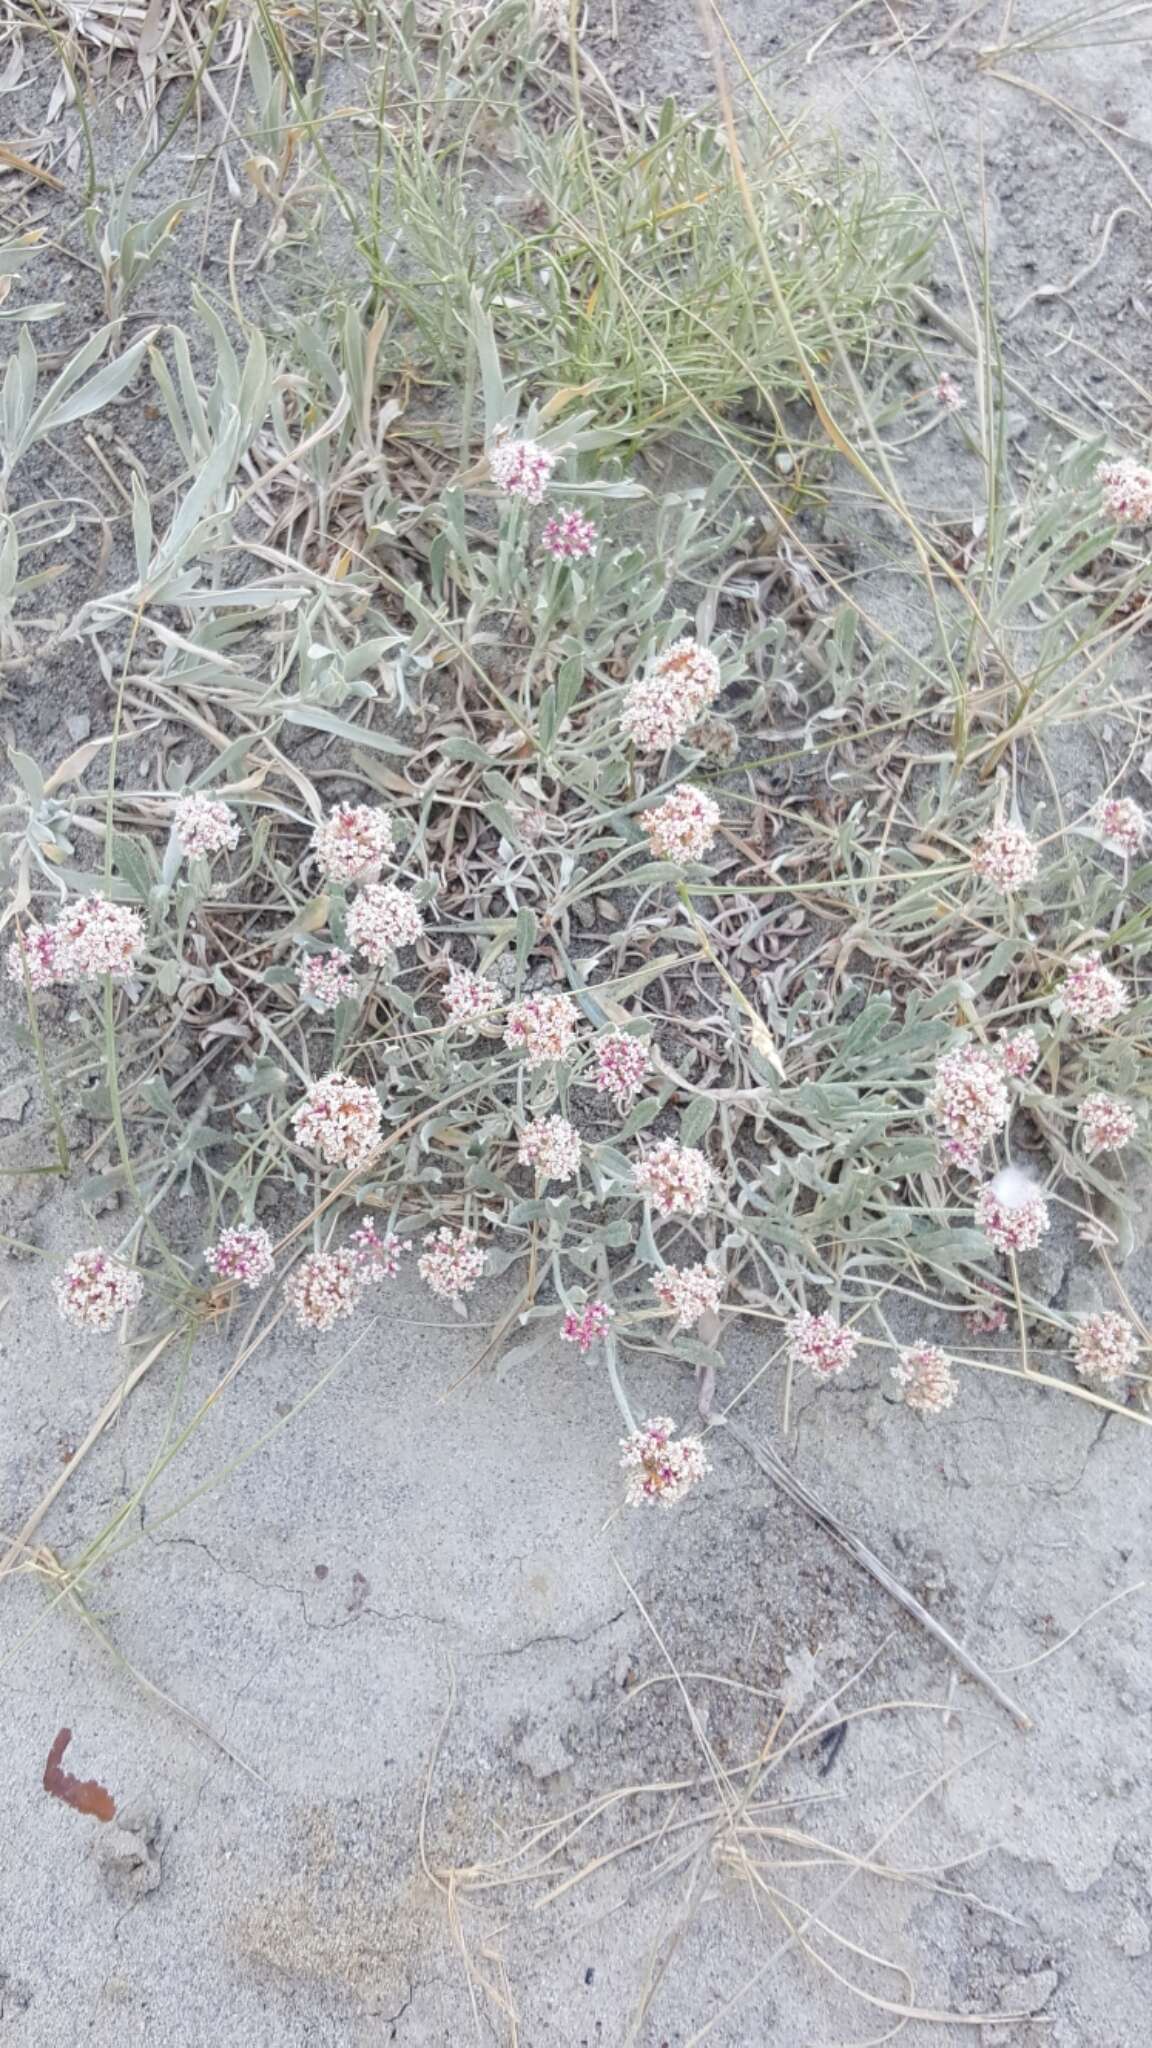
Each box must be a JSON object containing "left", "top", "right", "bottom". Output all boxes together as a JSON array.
[{"left": 2, "top": 2, "right": 1151, "bottom": 2043}]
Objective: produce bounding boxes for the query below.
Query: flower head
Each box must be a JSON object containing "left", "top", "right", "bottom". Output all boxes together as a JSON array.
[
  {"left": 975, "top": 1168, "right": 1051, "bottom": 1254},
  {"left": 560, "top": 1299, "right": 614, "bottom": 1353},
  {"left": 1070, "top": 1310, "right": 1139, "bottom": 1384},
  {"left": 55, "top": 895, "right": 146, "bottom": 980},
  {"left": 929, "top": 1042, "right": 1010, "bottom": 1173},
  {"left": 310, "top": 805, "right": 395, "bottom": 885},
  {"left": 891, "top": 1344, "right": 957, "bottom": 1415},
  {"left": 349, "top": 1215, "right": 408, "bottom": 1282},
  {"left": 620, "top": 1417, "right": 709, "bottom": 1506},
  {"left": 1078, "top": 1092, "right": 1137, "bottom": 1157},
  {"left": 541, "top": 509, "right": 598, "bottom": 559},
  {"left": 54, "top": 1248, "right": 143, "bottom": 1332},
  {"left": 418, "top": 1226, "right": 486, "bottom": 1299},
  {"left": 299, "top": 949, "right": 358, "bottom": 1012},
  {"left": 443, "top": 964, "right": 502, "bottom": 1032},
  {"left": 518, "top": 1114, "right": 583, "bottom": 1182},
  {"left": 504, "top": 990, "right": 580, "bottom": 1068},
  {"left": 634, "top": 1137, "right": 714, "bottom": 1218},
  {"left": 936, "top": 371, "right": 964, "bottom": 412},
  {"left": 1093, "top": 796, "right": 1148, "bottom": 859},
  {"left": 996, "top": 1028, "right": 1040, "bottom": 1080},
  {"left": 972, "top": 824, "right": 1040, "bottom": 895},
  {"left": 204, "top": 1225, "right": 274, "bottom": 1290},
  {"left": 1059, "top": 951, "right": 1130, "bottom": 1031},
  {"left": 653, "top": 1262, "right": 723, "bottom": 1330},
  {"left": 286, "top": 1249, "right": 362, "bottom": 1331},
  {"left": 593, "top": 1031, "right": 651, "bottom": 1113},
  {"left": 1098, "top": 456, "right": 1152, "bottom": 528},
  {"left": 787, "top": 1311, "right": 858, "bottom": 1379},
  {"left": 622, "top": 638, "right": 722, "bottom": 752},
  {"left": 488, "top": 435, "right": 557, "bottom": 503},
  {"left": 291, "top": 1072, "right": 382, "bottom": 1169},
  {"left": 345, "top": 881, "right": 425, "bottom": 968},
  {"left": 641, "top": 783, "right": 721, "bottom": 863},
  {"left": 966, "top": 1299, "right": 1008, "bottom": 1336},
  {"left": 5, "top": 920, "right": 63, "bottom": 991},
  {"left": 173, "top": 793, "right": 240, "bottom": 861}
]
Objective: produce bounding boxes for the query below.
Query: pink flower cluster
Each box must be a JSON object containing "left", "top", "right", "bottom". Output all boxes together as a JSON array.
[
  {"left": 345, "top": 882, "right": 425, "bottom": 968},
  {"left": 892, "top": 1344, "right": 957, "bottom": 1415},
  {"left": 653, "top": 1262, "right": 723, "bottom": 1330},
  {"left": 1070, "top": 1311, "right": 1139, "bottom": 1384},
  {"left": 966, "top": 1299, "right": 1008, "bottom": 1335},
  {"left": 972, "top": 824, "right": 1039, "bottom": 895},
  {"left": 619, "top": 1417, "right": 709, "bottom": 1506},
  {"left": 518, "top": 1114, "right": 583, "bottom": 1182},
  {"left": 622, "top": 637, "right": 722, "bottom": 752},
  {"left": 5, "top": 920, "right": 63, "bottom": 991},
  {"left": 349, "top": 1215, "right": 408, "bottom": 1281},
  {"left": 54, "top": 1247, "right": 144, "bottom": 1332},
  {"left": 997, "top": 1028, "right": 1039, "bottom": 1079},
  {"left": 10, "top": 896, "right": 148, "bottom": 988},
  {"left": 634, "top": 1138, "right": 714, "bottom": 1217},
  {"left": 1078, "top": 1092, "right": 1137, "bottom": 1157},
  {"left": 489, "top": 435, "right": 557, "bottom": 503},
  {"left": 541, "top": 509, "right": 597, "bottom": 559},
  {"left": 173, "top": 794, "right": 240, "bottom": 860},
  {"left": 594, "top": 1030, "right": 651, "bottom": 1112},
  {"left": 310, "top": 804, "right": 395, "bottom": 884},
  {"left": 929, "top": 1042, "right": 1010, "bottom": 1173},
  {"left": 299, "top": 950, "right": 358, "bottom": 1011},
  {"left": 975, "top": 1169, "right": 1050, "bottom": 1254},
  {"left": 1059, "top": 952, "right": 1130, "bottom": 1030},
  {"left": 560, "top": 1299, "right": 614, "bottom": 1352},
  {"left": 418, "top": 1225, "right": 486, "bottom": 1299},
  {"left": 787, "top": 1311, "right": 858, "bottom": 1379},
  {"left": 291, "top": 1072, "right": 382, "bottom": 1169},
  {"left": 443, "top": 964, "right": 502, "bottom": 1031},
  {"left": 641, "top": 783, "right": 720, "bottom": 863},
  {"left": 1097, "top": 457, "right": 1152, "bottom": 528},
  {"left": 504, "top": 990, "right": 580, "bottom": 1067},
  {"left": 1093, "top": 796, "right": 1147, "bottom": 858},
  {"left": 286, "top": 1249, "right": 361, "bottom": 1331},
  {"left": 204, "top": 1225, "right": 275, "bottom": 1290}
]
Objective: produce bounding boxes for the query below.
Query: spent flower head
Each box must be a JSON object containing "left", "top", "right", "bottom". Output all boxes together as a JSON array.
[
  {"left": 975, "top": 1168, "right": 1051, "bottom": 1254},
  {"left": 55, "top": 895, "right": 146, "bottom": 981},
  {"left": 291, "top": 1072, "right": 382, "bottom": 1170},
  {"left": 620, "top": 1417, "right": 709, "bottom": 1506},
  {"left": 622, "top": 637, "right": 721, "bottom": 752},
  {"left": 443, "top": 963, "right": 503, "bottom": 1032},
  {"left": 488, "top": 435, "right": 557, "bottom": 502},
  {"left": 518, "top": 1114, "right": 583, "bottom": 1182},
  {"left": 653, "top": 1262, "right": 723, "bottom": 1330},
  {"left": 54, "top": 1248, "right": 143, "bottom": 1332},
  {"left": 173, "top": 793, "right": 240, "bottom": 861},
  {"left": 504, "top": 989, "right": 580, "bottom": 1067},
  {"left": 936, "top": 370, "right": 964, "bottom": 411},
  {"left": 1078, "top": 1092, "right": 1137, "bottom": 1157},
  {"left": 345, "top": 882, "right": 425, "bottom": 968},
  {"left": 1097, "top": 456, "right": 1152, "bottom": 527},
  {"left": 892, "top": 1344, "right": 957, "bottom": 1415},
  {"left": 1059, "top": 951, "right": 1130, "bottom": 1030},
  {"left": 634, "top": 1137, "right": 714, "bottom": 1218},
  {"left": 286, "top": 1249, "right": 362, "bottom": 1331},
  {"left": 1093, "top": 796, "right": 1147, "bottom": 859},
  {"left": 929, "top": 1042, "right": 1010, "bottom": 1173},
  {"left": 996, "top": 1028, "right": 1040, "bottom": 1080},
  {"left": 787, "top": 1310, "right": 858, "bottom": 1379},
  {"left": 299, "top": 950, "right": 358, "bottom": 1012},
  {"left": 204, "top": 1225, "right": 274, "bottom": 1290},
  {"left": 1070, "top": 1310, "right": 1139, "bottom": 1384},
  {"left": 972, "top": 824, "right": 1040, "bottom": 895},
  {"left": 349, "top": 1215, "right": 408, "bottom": 1282},
  {"left": 418, "top": 1226, "right": 486, "bottom": 1299},
  {"left": 310, "top": 805, "right": 395, "bottom": 885},
  {"left": 641, "top": 783, "right": 721, "bottom": 863}
]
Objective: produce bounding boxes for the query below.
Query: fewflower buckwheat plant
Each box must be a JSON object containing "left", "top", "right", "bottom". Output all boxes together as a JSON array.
[
  {"left": 787, "top": 1310, "right": 858, "bottom": 1379},
  {"left": 1097, "top": 456, "right": 1152, "bottom": 527},
  {"left": 299, "top": 950, "right": 358, "bottom": 1012},
  {"left": 345, "top": 882, "right": 425, "bottom": 968},
  {"left": 286, "top": 1249, "right": 362, "bottom": 1331},
  {"left": 540, "top": 509, "right": 597, "bottom": 559},
  {"left": 54, "top": 1248, "right": 143, "bottom": 1331},
  {"left": 55, "top": 895, "right": 146, "bottom": 980},
  {"left": 560, "top": 1299, "right": 613, "bottom": 1352},
  {"left": 634, "top": 1138, "right": 714, "bottom": 1217},
  {"left": 593, "top": 1031, "right": 651, "bottom": 1112},
  {"left": 291, "top": 1073, "right": 383, "bottom": 1170},
  {"left": 652, "top": 1262, "right": 723, "bottom": 1329},
  {"left": 1093, "top": 796, "right": 1148, "bottom": 858},
  {"left": 5, "top": 921, "right": 61, "bottom": 991},
  {"left": 641, "top": 783, "right": 721, "bottom": 863},
  {"left": 622, "top": 637, "right": 721, "bottom": 752},
  {"left": 928, "top": 1042, "right": 1010, "bottom": 1173},
  {"left": 518, "top": 1114, "right": 583, "bottom": 1182},
  {"left": 975, "top": 1168, "right": 1051, "bottom": 1254},
  {"left": 310, "top": 804, "right": 395, "bottom": 885},
  {"left": 1079, "top": 1092, "right": 1138, "bottom": 1157},
  {"left": 619, "top": 1417, "right": 709, "bottom": 1506},
  {"left": 442, "top": 964, "right": 502, "bottom": 1032},
  {"left": 972, "top": 824, "right": 1040, "bottom": 894},
  {"left": 349, "top": 1216, "right": 407, "bottom": 1281},
  {"left": 204, "top": 1225, "right": 274, "bottom": 1290},
  {"left": 418, "top": 1226, "right": 486, "bottom": 1299},
  {"left": 1059, "top": 951, "right": 1130, "bottom": 1030},
  {"left": 488, "top": 435, "right": 557, "bottom": 502},
  {"left": 504, "top": 990, "right": 580, "bottom": 1067},
  {"left": 997, "top": 1028, "right": 1040, "bottom": 1080},
  {"left": 891, "top": 1344, "right": 957, "bottom": 1415},
  {"left": 173, "top": 793, "right": 240, "bottom": 861},
  {"left": 1070, "top": 1311, "right": 1139, "bottom": 1384}
]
